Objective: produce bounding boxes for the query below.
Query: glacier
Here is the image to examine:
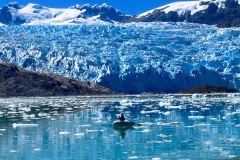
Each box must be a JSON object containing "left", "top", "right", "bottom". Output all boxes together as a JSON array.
[{"left": 0, "top": 22, "right": 240, "bottom": 93}]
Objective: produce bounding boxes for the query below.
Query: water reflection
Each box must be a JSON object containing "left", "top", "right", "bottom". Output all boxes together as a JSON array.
[{"left": 113, "top": 125, "right": 134, "bottom": 139}]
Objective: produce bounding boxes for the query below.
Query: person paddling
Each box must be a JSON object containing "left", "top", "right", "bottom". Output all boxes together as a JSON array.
[{"left": 118, "top": 113, "right": 126, "bottom": 122}]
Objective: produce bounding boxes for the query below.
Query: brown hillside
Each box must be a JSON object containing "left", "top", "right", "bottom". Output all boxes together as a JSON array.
[{"left": 0, "top": 63, "right": 113, "bottom": 97}]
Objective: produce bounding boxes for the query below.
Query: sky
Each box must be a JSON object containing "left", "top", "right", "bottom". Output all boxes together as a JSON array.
[{"left": 0, "top": 0, "right": 193, "bottom": 15}]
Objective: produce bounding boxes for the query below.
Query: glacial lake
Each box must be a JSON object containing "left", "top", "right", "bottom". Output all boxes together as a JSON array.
[{"left": 0, "top": 94, "right": 239, "bottom": 160}]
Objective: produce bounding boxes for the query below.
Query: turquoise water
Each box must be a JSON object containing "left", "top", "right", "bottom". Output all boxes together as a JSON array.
[{"left": 0, "top": 94, "right": 239, "bottom": 160}]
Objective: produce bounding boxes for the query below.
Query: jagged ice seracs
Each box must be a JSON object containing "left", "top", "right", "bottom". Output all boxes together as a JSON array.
[{"left": 0, "top": 22, "right": 240, "bottom": 93}]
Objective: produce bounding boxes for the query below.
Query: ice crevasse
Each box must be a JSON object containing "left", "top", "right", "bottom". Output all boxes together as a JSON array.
[{"left": 0, "top": 22, "right": 239, "bottom": 93}]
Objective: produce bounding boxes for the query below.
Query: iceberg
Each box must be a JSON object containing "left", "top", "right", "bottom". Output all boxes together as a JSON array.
[{"left": 0, "top": 22, "right": 239, "bottom": 93}]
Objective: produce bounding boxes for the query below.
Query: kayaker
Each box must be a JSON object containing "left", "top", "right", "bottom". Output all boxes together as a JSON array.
[{"left": 118, "top": 113, "right": 126, "bottom": 121}]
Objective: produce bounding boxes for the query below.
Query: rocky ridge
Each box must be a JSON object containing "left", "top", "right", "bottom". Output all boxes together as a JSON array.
[
  {"left": 0, "top": 2, "right": 131, "bottom": 25},
  {"left": 127, "top": 0, "right": 240, "bottom": 28},
  {"left": 0, "top": 63, "right": 113, "bottom": 97}
]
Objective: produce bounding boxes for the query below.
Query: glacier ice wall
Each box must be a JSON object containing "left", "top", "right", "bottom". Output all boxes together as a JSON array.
[{"left": 0, "top": 22, "right": 239, "bottom": 93}]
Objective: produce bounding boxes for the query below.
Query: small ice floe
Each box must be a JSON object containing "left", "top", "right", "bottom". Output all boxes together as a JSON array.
[
  {"left": 80, "top": 124, "right": 91, "bottom": 127},
  {"left": 34, "top": 148, "right": 41, "bottom": 151},
  {"left": 7, "top": 111, "right": 19, "bottom": 114},
  {"left": 210, "top": 117, "right": 219, "bottom": 121},
  {"left": 139, "top": 122, "right": 153, "bottom": 126},
  {"left": 140, "top": 129, "right": 151, "bottom": 133},
  {"left": 235, "top": 124, "right": 240, "bottom": 127},
  {"left": 147, "top": 140, "right": 163, "bottom": 144},
  {"left": 92, "top": 118, "right": 103, "bottom": 123},
  {"left": 152, "top": 158, "right": 161, "bottom": 160},
  {"left": 157, "top": 122, "right": 183, "bottom": 126},
  {"left": 158, "top": 134, "right": 168, "bottom": 138},
  {"left": 159, "top": 101, "right": 171, "bottom": 107},
  {"left": 10, "top": 150, "right": 18, "bottom": 153},
  {"left": 190, "top": 110, "right": 198, "bottom": 113},
  {"left": 59, "top": 131, "right": 71, "bottom": 135},
  {"left": 86, "top": 130, "right": 98, "bottom": 133},
  {"left": 229, "top": 155, "right": 237, "bottom": 159},
  {"left": 157, "top": 122, "right": 171, "bottom": 126},
  {"left": 0, "top": 129, "right": 6, "bottom": 132},
  {"left": 163, "top": 139, "right": 172, "bottom": 143},
  {"left": 38, "top": 112, "right": 50, "bottom": 117},
  {"left": 22, "top": 114, "right": 36, "bottom": 119},
  {"left": 188, "top": 116, "right": 205, "bottom": 120},
  {"left": 74, "top": 133, "right": 85, "bottom": 137},
  {"left": 165, "top": 105, "right": 182, "bottom": 109},
  {"left": 162, "top": 111, "right": 171, "bottom": 116},
  {"left": 195, "top": 123, "right": 210, "bottom": 126},
  {"left": 203, "top": 141, "right": 213, "bottom": 145},
  {"left": 201, "top": 107, "right": 210, "bottom": 111},
  {"left": 128, "top": 156, "right": 139, "bottom": 159},
  {"left": 13, "top": 123, "right": 38, "bottom": 128},
  {"left": 184, "top": 125, "right": 195, "bottom": 128},
  {"left": 140, "top": 110, "right": 160, "bottom": 114}
]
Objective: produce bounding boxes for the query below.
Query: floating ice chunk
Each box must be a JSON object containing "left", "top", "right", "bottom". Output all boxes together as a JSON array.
[
  {"left": 10, "top": 150, "right": 18, "bottom": 153},
  {"left": 157, "top": 122, "right": 171, "bottom": 126},
  {"left": 59, "top": 131, "right": 71, "bottom": 135},
  {"left": 152, "top": 158, "right": 161, "bottom": 160},
  {"left": 34, "top": 148, "right": 41, "bottom": 151},
  {"left": 140, "top": 110, "right": 160, "bottom": 114},
  {"left": 13, "top": 123, "right": 38, "bottom": 128},
  {"left": 158, "top": 134, "right": 168, "bottom": 138},
  {"left": 74, "top": 133, "right": 85, "bottom": 137},
  {"left": 195, "top": 123, "right": 210, "bottom": 126},
  {"left": 7, "top": 111, "right": 18, "bottom": 114},
  {"left": 147, "top": 140, "right": 163, "bottom": 144},
  {"left": 139, "top": 122, "right": 154, "bottom": 126},
  {"left": 159, "top": 101, "right": 171, "bottom": 107},
  {"left": 204, "top": 141, "right": 213, "bottom": 145},
  {"left": 140, "top": 129, "right": 151, "bottom": 133},
  {"left": 188, "top": 116, "right": 205, "bottom": 119},
  {"left": 210, "top": 117, "right": 219, "bottom": 121},
  {"left": 80, "top": 124, "right": 91, "bottom": 127},
  {"left": 65, "top": 108, "right": 73, "bottom": 111},
  {"left": 128, "top": 156, "right": 139, "bottom": 159},
  {"left": 0, "top": 129, "right": 6, "bottom": 132},
  {"left": 86, "top": 130, "right": 98, "bottom": 133},
  {"left": 165, "top": 106, "right": 183, "bottom": 109},
  {"left": 38, "top": 112, "right": 50, "bottom": 117},
  {"left": 190, "top": 110, "right": 198, "bottom": 113},
  {"left": 163, "top": 139, "right": 172, "bottom": 143},
  {"left": 162, "top": 111, "right": 171, "bottom": 116},
  {"left": 23, "top": 114, "right": 36, "bottom": 119},
  {"left": 236, "top": 124, "right": 240, "bottom": 127},
  {"left": 184, "top": 125, "right": 195, "bottom": 128}
]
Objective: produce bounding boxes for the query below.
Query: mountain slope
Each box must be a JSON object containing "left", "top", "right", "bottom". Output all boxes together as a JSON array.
[
  {"left": 0, "top": 2, "right": 131, "bottom": 25},
  {"left": 128, "top": 0, "right": 240, "bottom": 28},
  {"left": 0, "top": 63, "right": 113, "bottom": 97},
  {"left": 179, "top": 85, "right": 238, "bottom": 94}
]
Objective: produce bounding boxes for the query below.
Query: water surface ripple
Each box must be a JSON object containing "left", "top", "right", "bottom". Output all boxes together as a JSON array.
[{"left": 0, "top": 94, "right": 239, "bottom": 159}]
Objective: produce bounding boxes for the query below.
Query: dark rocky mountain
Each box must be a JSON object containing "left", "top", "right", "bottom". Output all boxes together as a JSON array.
[
  {"left": 0, "top": 2, "right": 131, "bottom": 25},
  {"left": 179, "top": 85, "right": 238, "bottom": 94},
  {"left": 127, "top": 0, "right": 240, "bottom": 28},
  {"left": 0, "top": 63, "right": 113, "bottom": 97},
  {"left": 71, "top": 4, "right": 131, "bottom": 22}
]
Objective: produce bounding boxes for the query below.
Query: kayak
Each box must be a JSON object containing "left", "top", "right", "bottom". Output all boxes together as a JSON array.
[{"left": 112, "top": 120, "right": 135, "bottom": 127}]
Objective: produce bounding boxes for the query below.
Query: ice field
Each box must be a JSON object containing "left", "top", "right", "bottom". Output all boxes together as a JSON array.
[{"left": 0, "top": 22, "right": 240, "bottom": 93}]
